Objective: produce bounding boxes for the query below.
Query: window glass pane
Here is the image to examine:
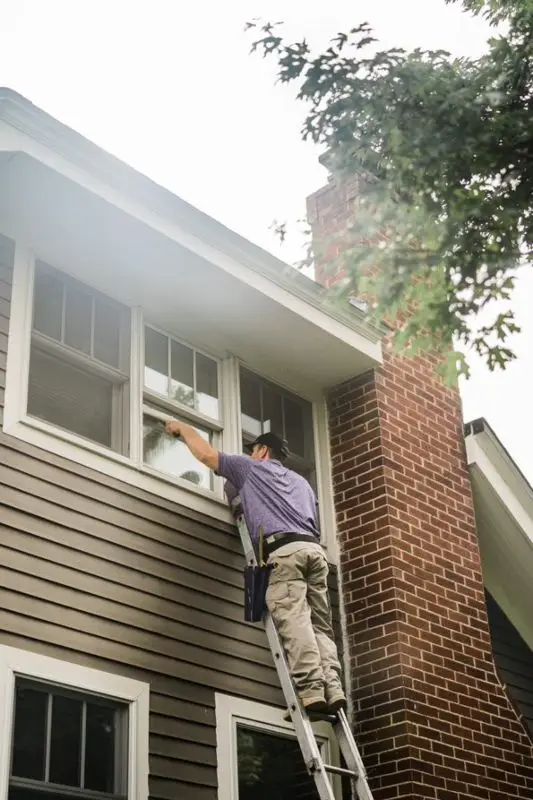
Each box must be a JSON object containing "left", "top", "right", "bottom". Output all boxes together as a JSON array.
[
  {"left": 85, "top": 703, "right": 117, "bottom": 793},
  {"left": 94, "top": 298, "right": 122, "bottom": 368},
  {"left": 27, "top": 348, "right": 115, "bottom": 449},
  {"left": 196, "top": 353, "right": 219, "bottom": 418},
  {"left": 145, "top": 327, "right": 168, "bottom": 395},
  {"left": 237, "top": 726, "right": 319, "bottom": 800},
  {"left": 284, "top": 397, "right": 307, "bottom": 458},
  {"left": 170, "top": 340, "right": 194, "bottom": 408},
  {"left": 49, "top": 695, "right": 82, "bottom": 787},
  {"left": 143, "top": 414, "right": 212, "bottom": 490},
  {"left": 240, "top": 370, "right": 262, "bottom": 437},
  {"left": 11, "top": 685, "right": 48, "bottom": 781},
  {"left": 33, "top": 266, "right": 63, "bottom": 341},
  {"left": 64, "top": 285, "right": 92, "bottom": 354},
  {"left": 262, "top": 384, "right": 283, "bottom": 437}
]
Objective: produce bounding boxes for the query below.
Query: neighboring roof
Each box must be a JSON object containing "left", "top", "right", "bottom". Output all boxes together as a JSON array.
[
  {"left": 0, "top": 87, "right": 382, "bottom": 344},
  {"left": 465, "top": 418, "right": 533, "bottom": 496},
  {"left": 465, "top": 417, "right": 533, "bottom": 651}
]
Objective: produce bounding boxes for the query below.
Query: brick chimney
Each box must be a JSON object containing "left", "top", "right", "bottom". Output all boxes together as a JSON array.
[{"left": 307, "top": 177, "right": 533, "bottom": 799}]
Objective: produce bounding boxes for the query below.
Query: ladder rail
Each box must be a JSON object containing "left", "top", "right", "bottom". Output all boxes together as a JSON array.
[
  {"left": 335, "top": 709, "right": 375, "bottom": 800},
  {"left": 232, "top": 499, "right": 374, "bottom": 800}
]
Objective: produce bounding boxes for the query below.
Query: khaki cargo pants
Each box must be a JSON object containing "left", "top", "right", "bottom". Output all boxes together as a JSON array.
[{"left": 265, "top": 540, "right": 344, "bottom": 706}]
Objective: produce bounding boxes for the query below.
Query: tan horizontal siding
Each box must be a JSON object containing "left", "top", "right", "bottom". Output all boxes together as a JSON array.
[{"left": 0, "top": 236, "right": 342, "bottom": 799}]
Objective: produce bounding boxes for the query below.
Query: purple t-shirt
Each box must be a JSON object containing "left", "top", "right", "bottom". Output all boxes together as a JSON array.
[{"left": 218, "top": 453, "right": 320, "bottom": 545}]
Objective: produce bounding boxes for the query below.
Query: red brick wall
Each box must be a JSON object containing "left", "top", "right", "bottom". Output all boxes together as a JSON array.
[{"left": 309, "top": 180, "right": 533, "bottom": 799}]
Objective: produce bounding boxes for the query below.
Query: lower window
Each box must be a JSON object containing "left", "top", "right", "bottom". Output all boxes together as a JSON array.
[
  {"left": 215, "top": 694, "right": 341, "bottom": 800},
  {"left": 236, "top": 724, "right": 319, "bottom": 799},
  {"left": 0, "top": 647, "right": 149, "bottom": 800},
  {"left": 10, "top": 680, "right": 127, "bottom": 800}
]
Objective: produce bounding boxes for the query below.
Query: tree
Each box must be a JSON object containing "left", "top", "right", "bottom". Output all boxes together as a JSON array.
[{"left": 247, "top": 0, "right": 532, "bottom": 379}]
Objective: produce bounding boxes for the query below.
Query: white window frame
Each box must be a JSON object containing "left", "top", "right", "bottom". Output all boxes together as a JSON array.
[
  {"left": 215, "top": 693, "right": 341, "bottom": 800},
  {"left": 0, "top": 646, "right": 149, "bottom": 800},
  {"left": 3, "top": 241, "right": 339, "bottom": 561}
]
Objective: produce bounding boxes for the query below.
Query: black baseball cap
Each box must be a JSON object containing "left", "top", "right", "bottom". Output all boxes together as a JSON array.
[{"left": 245, "top": 432, "right": 290, "bottom": 461}]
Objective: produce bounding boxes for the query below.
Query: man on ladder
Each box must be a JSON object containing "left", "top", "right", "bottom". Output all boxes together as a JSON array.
[{"left": 165, "top": 421, "right": 347, "bottom": 717}]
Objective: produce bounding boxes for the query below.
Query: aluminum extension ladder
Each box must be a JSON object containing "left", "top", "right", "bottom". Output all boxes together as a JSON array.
[{"left": 231, "top": 499, "right": 375, "bottom": 800}]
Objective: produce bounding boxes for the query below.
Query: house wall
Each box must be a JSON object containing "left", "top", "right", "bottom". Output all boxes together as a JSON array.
[
  {"left": 308, "top": 181, "right": 533, "bottom": 799},
  {"left": 0, "top": 232, "right": 341, "bottom": 799}
]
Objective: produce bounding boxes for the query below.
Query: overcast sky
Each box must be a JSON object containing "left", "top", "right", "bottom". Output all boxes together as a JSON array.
[{"left": 1, "top": 0, "right": 531, "bottom": 483}]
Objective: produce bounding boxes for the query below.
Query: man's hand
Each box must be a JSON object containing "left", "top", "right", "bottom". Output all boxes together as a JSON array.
[
  {"left": 164, "top": 419, "right": 219, "bottom": 472},
  {"left": 165, "top": 420, "right": 182, "bottom": 438}
]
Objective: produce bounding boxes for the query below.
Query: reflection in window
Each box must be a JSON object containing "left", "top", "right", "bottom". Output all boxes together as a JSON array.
[{"left": 237, "top": 725, "right": 320, "bottom": 800}]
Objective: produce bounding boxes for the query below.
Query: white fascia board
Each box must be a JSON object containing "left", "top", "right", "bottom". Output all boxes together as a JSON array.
[
  {"left": 0, "top": 120, "right": 382, "bottom": 366},
  {"left": 466, "top": 432, "right": 533, "bottom": 550}
]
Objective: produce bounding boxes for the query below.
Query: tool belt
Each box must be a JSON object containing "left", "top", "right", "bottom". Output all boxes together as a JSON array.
[{"left": 264, "top": 531, "right": 320, "bottom": 557}]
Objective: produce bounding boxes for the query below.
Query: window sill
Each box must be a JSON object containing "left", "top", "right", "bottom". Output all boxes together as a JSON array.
[{"left": 3, "top": 415, "right": 233, "bottom": 525}]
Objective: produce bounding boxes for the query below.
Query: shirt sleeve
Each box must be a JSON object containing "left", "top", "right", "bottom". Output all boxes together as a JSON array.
[{"left": 217, "top": 453, "right": 254, "bottom": 492}]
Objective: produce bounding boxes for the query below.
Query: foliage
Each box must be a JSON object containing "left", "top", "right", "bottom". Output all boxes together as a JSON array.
[{"left": 246, "top": 0, "right": 532, "bottom": 379}]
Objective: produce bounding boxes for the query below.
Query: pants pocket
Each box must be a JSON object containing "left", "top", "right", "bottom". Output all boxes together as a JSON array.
[{"left": 266, "top": 580, "right": 290, "bottom": 609}]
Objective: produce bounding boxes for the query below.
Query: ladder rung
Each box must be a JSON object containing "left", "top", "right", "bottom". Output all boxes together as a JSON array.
[{"left": 323, "top": 763, "right": 358, "bottom": 778}]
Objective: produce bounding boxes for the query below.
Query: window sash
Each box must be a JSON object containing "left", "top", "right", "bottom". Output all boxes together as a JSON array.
[
  {"left": 143, "top": 324, "right": 222, "bottom": 425},
  {"left": 28, "top": 336, "right": 130, "bottom": 456},
  {"left": 33, "top": 261, "right": 130, "bottom": 373},
  {"left": 142, "top": 404, "right": 220, "bottom": 492}
]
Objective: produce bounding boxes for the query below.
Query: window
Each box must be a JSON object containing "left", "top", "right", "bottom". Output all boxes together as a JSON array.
[
  {"left": 10, "top": 682, "right": 127, "bottom": 798},
  {"left": 0, "top": 647, "right": 149, "bottom": 800},
  {"left": 28, "top": 262, "right": 130, "bottom": 454},
  {"left": 215, "top": 694, "right": 341, "bottom": 800},
  {"left": 240, "top": 368, "right": 316, "bottom": 484},
  {"left": 236, "top": 725, "right": 319, "bottom": 799},
  {"left": 142, "top": 326, "right": 222, "bottom": 491}
]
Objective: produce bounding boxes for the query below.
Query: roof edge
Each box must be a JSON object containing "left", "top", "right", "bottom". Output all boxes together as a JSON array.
[
  {"left": 0, "top": 87, "right": 383, "bottom": 344},
  {"left": 465, "top": 417, "right": 533, "bottom": 498}
]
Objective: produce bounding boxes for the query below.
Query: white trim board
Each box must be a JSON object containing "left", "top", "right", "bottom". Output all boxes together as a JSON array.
[
  {"left": 0, "top": 645, "right": 149, "bottom": 800},
  {"left": 466, "top": 427, "right": 533, "bottom": 649},
  {"left": 215, "top": 693, "right": 341, "bottom": 800}
]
